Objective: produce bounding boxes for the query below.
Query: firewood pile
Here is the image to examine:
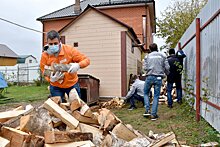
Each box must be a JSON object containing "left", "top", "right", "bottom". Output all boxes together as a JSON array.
[
  {"left": 99, "top": 97, "right": 125, "bottom": 109},
  {"left": 0, "top": 88, "right": 218, "bottom": 147}
]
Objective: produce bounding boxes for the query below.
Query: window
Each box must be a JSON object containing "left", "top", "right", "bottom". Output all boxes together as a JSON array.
[
  {"left": 29, "top": 60, "right": 32, "bottom": 63},
  {"left": 74, "top": 42, "right": 78, "bottom": 47}
]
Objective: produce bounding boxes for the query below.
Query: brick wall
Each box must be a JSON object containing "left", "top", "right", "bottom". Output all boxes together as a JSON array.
[{"left": 101, "top": 5, "right": 152, "bottom": 47}]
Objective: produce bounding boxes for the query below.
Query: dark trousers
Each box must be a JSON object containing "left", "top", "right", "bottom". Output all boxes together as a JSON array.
[
  {"left": 50, "top": 82, "right": 81, "bottom": 102},
  {"left": 167, "top": 78, "right": 182, "bottom": 106},
  {"left": 129, "top": 93, "right": 144, "bottom": 107}
]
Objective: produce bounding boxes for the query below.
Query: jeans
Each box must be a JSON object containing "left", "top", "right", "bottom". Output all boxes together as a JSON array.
[
  {"left": 50, "top": 82, "right": 81, "bottom": 102},
  {"left": 129, "top": 93, "right": 144, "bottom": 107},
  {"left": 167, "top": 79, "right": 182, "bottom": 106},
  {"left": 144, "top": 75, "right": 162, "bottom": 116}
]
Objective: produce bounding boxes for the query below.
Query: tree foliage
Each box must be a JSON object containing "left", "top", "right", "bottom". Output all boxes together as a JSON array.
[{"left": 156, "top": 0, "right": 207, "bottom": 48}]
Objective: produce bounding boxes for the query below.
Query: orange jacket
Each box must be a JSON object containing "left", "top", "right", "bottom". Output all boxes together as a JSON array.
[{"left": 40, "top": 44, "right": 90, "bottom": 88}]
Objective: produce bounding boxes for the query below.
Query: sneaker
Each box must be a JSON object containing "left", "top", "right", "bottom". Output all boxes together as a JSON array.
[
  {"left": 143, "top": 110, "right": 151, "bottom": 117},
  {"left": 128, "top": 106, "right": 137, "bottom": 110},
  {"left": 167, "top": 105, "right": 173, "bottom": 108},
  {"left": 151, "top": 115, "right": 159, "bottom": 121}
]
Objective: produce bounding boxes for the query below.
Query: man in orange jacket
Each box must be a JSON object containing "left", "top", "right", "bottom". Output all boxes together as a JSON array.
[{"left": 40, "top": 30, "right": 90, "bottom": 102}]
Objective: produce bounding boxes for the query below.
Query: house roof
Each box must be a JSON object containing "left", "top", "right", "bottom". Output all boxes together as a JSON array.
[
  {"left": 0, "top": 44, "right": 18, "bottom": 58},
  {"left": 36, "top": 0, "right": 154, "bottom": 21},
  {"left": 59, "top": 5, "right": 144, "bottom": 51}
]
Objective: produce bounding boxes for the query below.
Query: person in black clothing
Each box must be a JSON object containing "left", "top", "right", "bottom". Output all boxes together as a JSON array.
[{"left": 167, "top": 49, "right": 185, "bottom": 108}]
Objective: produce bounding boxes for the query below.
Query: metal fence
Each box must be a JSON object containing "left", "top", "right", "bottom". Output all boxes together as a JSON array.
[
  {"left": 0, "top": 63, "right": 40, "bottom": 84},
  {"left": 176, "top": 1, "right": 220, "bottom": 132}
]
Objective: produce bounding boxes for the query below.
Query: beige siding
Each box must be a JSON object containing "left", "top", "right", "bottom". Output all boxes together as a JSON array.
[
  {"left": 126, "top": 33, "right": 142, "bottom": 89},
  {"left": 61, "top": 9, "right": 127, "bottom": 97}
]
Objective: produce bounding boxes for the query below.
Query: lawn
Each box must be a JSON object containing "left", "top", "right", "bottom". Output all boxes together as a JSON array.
[
  {"left": 0, "top": 85, "right": 219, "bottom": 145},
  {"left": 112, "top": 102, "right": 220, "bottom": 145},
  {"left": 0, "top": 84, "right": 49, "bottom": 104}
]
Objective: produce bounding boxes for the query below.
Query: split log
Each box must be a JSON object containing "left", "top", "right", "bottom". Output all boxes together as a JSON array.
[
  {"left": 0, "top": 136, "right": 10, "bottom": 147},
  {"left": 0, "top": 126, "right": 28, "bottom": 147},
  {"left": 70, "top": 99, "right": 82, "bottom": 111},
  {"left": 101, "top": 134, "right": 112, "bottom": 147},
  {"left": 72, "top": 111, "right": 99, "bottom": 125},
  {"left": 51, "top": 117, "right": 63, "bottom": 128},
  {"left": 60, "top": 103, "right": 70, "bottom": 111},
  {"left": 22, "top": 134, "right": 44, "bottom": 147},
  {"left": 2, "top": 105, "right": 34, "bottom": 128},
  {"left": 51, "top": 96, "right": 61, "bottom": 104},
  {"left": 44, "top": 131, "right": 92, "bottom": 144},
  {"left": 80, "top": 104, "right": 93, "bottom": 118},
  {"left": 44, "top": 140, "right": 95, "bottom": 147},
  {"left": 112, "top": 123, "right": 137, "bottom": 141},
  {"left": 43, "top": 98, "right": 79, "bottom": 129},
  {"left": 79, "top": 123, "right": 103, "bottom": 146},
  {"left": 12, "top": 106, "right": 24, "bottom": 111},
  {"left": 151, "top": 132, "right": 176, "bottom": 147},
  {"left": 20, "top": 114, "right": 52, "bottom": 136},
  {"left": 98, "top": 108, "right": 120, "bottom": 131},
  {"left": 0, "top": 110, "right": 27, "bottom": 123}
]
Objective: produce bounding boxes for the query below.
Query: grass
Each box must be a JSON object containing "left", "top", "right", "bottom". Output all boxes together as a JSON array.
[
  {"left": 112, "top": 101, "right": 220, "bottom": 145},
  {"left": 0, "top": 85, "right": 219, "bottom": 145},
  {"left": 0, "top": 84, "right": 49, "bottom": 104}
]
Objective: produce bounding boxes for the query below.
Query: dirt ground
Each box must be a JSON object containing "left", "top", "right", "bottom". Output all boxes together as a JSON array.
[{"left": 0, "top": 100, "right": 45, "bottom": 112}]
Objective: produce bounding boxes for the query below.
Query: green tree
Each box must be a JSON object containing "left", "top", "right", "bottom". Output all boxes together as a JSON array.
[{"left": 156, "top": 0, "right": 207, "bottom": 48}]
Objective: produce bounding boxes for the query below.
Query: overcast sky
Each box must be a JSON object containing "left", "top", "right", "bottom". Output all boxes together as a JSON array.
[{"left": 0, "top": 0, "right": 171, "bottom": 62}]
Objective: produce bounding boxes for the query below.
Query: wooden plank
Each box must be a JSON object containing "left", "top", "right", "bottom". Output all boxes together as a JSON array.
[
  {"left": 152, "top": 132, "right": 176, "bottom": 147},
  {"left": 72, "top": 111, "right": 99, "bottom": 125},
  {"left": 44, "top": 140, "right": 95, "bottom": 147},
  {"left": 44, "top": 131, "right": 93, "bottom": 144},
  {"left": 0, "top": 126, "right": 29, "bottom": 147},
  {"left": 0, "top": 136, "right": 10, "bottom": 147},
  {"left": 43, "top": 98, "right": 79, "bottom": 129},
  {"left": 112, "top": 123, "right": 137, "bottom": 141}
]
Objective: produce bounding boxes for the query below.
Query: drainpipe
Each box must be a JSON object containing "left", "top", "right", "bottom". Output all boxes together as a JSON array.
[
  {"left": 142, "top": 15, "right": 147, "bottom": 49},
  {"left": 74, "top": 0, "right": 81, "bottom": 14},
  {"left": 196, "top": 18, "right": 201, "bottom": 122}
]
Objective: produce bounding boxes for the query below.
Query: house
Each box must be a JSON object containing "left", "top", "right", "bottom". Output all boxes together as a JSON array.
[
  {"left": 0, "top": 44, "right": 18, "bottom": 66},
  {"left": 17, "top": 55, "right": 38, "bottom": 64},
  {"left": 37, "top": 0, "right": 156, "bottom": 50},
  {"left": 60, "top": 5, "right": 143, "bottom": 97},
  {"left": 37, "top": 0, "right": 156, "bottom": 97}
]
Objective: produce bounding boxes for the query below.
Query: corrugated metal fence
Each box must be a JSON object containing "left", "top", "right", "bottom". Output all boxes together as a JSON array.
[{"left": 176, "top": 1, "right": 220, "bottom": 132}]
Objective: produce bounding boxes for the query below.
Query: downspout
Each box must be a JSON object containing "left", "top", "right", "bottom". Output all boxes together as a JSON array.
[
  {"left": 196, "top": 18, "right": 201, "bottom": 122},
  {"left": 142, "top": 15, "right": 147, "bottom": 49}
]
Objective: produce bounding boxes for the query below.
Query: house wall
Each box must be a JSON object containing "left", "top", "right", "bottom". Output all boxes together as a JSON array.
[
  {"left": 24, "top": 56, "right": 38, "bottom": 64},
  {"left": 126, "top": 33, "right": 142, "bottom": 87},
  {"left": 101, "top": 5, "right": 153, "bottom": 48},
  {"left": 0, "top": 57, "right": 17, "bottom": 66},
  {"left": 60, "top": 9, "right": 127, "bottom": 97}
]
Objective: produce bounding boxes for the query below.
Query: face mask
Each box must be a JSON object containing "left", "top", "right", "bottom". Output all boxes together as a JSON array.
[{"left": 47, "top": 44, "right": 60, "bottom": 55}]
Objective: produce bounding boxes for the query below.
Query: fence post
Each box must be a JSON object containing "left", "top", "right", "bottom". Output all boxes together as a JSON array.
[
  {"left": 178, "top": 42, "right": 181, "bottom": 50},
  {"left": 196, "top": 18, "right": 201, "bottom": 122}
]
